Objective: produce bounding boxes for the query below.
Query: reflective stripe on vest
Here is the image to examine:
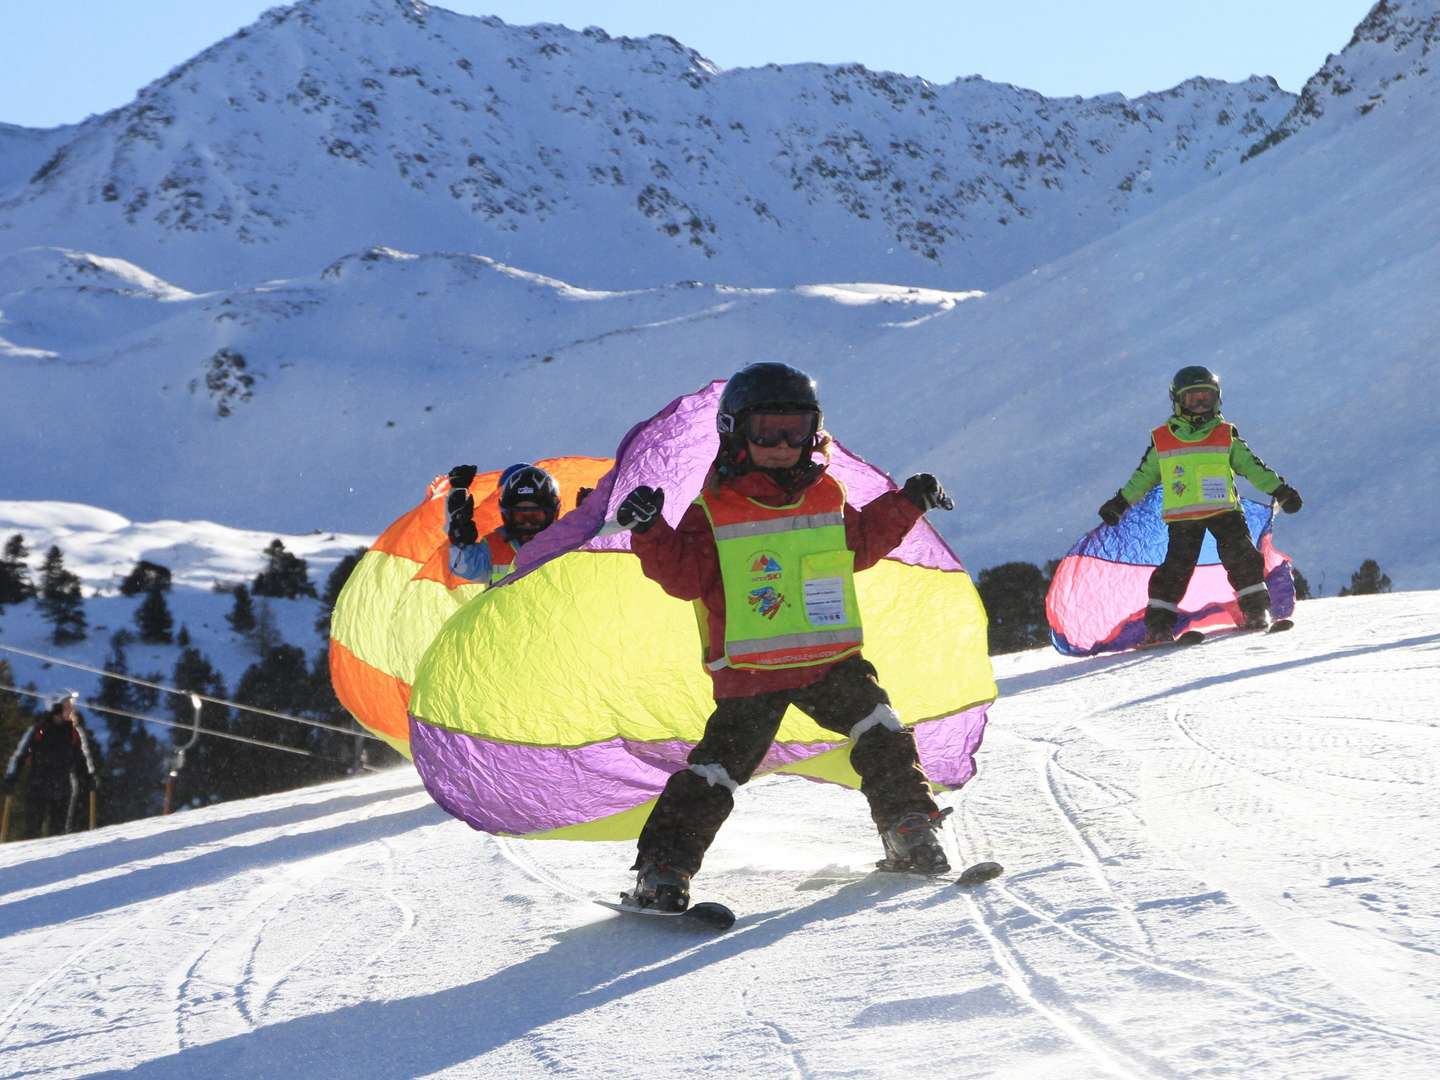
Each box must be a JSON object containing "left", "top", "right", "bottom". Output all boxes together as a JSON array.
[
  {"left": 486, "top": 532, "right": 517, "bottom": 585},
  {"left": 1152, "top": 422, "right": 1237, "bottom": 522},
  {"left": 699, "top": 475, "right": 864, "bottom": 671}
]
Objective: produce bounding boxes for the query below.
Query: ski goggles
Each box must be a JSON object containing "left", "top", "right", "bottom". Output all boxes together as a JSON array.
[
  {"left": 1178, "top": 387, "right": 1218, "bottom": 411},
  {"left": 743, "top": 410, "right": 819, "bottom": 449},
  {"left": 504, "top": 503, "right": 553, "bottom": 526}
]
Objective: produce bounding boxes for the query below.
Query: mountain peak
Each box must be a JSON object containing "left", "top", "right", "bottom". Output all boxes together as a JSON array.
[{"left": 1244, "top": 0, "right": 1438, "bottom": 159}]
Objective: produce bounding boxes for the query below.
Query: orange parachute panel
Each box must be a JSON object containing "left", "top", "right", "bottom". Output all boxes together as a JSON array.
[{"left": 329, "top": 458, "right": 614, "bottom": 758}]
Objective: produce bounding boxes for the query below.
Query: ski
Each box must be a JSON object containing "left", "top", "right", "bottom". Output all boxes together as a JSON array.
[
  {"left": 596, "top": 895, "right": 737, "bottom": 931},
  {"left": 807, "top": 860, "right": 1004, "bottom": 890},
  {"left": 955, "top": 860, "right": 1004, "bottom": 888},
  {"left": 1132, "top": 616, "right": 1299, "bottom": 650},
  {"left": 1175, "top": 617, "right": 1294, "bottom": 646}
]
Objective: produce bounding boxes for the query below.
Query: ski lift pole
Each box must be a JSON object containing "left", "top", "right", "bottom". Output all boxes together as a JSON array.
[{"left": 163, "top": 693, "right": 203, "bottom": 815}]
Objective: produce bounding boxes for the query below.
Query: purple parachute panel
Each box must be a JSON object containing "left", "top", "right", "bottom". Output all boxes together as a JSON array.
[{"left": 1047, "top": 488, "right": 1296, "bottom": 656}]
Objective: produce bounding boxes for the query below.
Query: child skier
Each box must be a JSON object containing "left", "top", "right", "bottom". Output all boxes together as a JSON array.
[
  {"left": 1097, "top": 365, "right": 1303, "bottom": 646},
  {"left": 615, "top": 362, "right": 955, "bottom": 911},
  {"left": 445, "top": 463, "right": 563, "bottom": 584}
]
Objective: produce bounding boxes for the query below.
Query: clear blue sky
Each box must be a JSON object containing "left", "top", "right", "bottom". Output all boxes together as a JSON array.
[{"left": 1, "top": 0, "right": 1374, "bottom": 129}]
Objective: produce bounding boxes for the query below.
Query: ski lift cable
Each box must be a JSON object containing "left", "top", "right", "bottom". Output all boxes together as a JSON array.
[
  {"left": 0, "top": 642, "right": 384, "bottom": 743},
  {"left": 0, "top": 680, "right": 380, "bottom": 770}
]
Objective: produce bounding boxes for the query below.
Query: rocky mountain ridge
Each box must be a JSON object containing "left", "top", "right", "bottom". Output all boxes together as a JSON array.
[{"left": 1, "top": 0, "right": 1297, "bottom": 291}]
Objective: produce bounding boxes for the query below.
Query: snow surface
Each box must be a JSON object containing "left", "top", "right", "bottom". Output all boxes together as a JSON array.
[
  {"left": 2, "top": 1, "right": 1436, "bottom": 590},
  {"left": 2, "top": 590, "right": 1436, "bottom": 1078}
]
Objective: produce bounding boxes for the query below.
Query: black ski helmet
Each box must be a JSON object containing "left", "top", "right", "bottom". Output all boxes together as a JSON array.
[
  {"left": 717, "top": 363, "right": 822, "bottom": 441},
  {"left": 1170, "top": 365, "right": 1221, "bottom": 415},
  {"left": 498, "top": 463, "right": 561, "bottom": 537}
]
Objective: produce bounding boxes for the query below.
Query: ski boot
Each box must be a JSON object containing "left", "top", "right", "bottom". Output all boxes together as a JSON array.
[
  {"left": 626, "top": 860, "right": 691, "bottom": 913},
  {"left": 1238, "top": 594, "right": 1271, "bottom": 632},
  {"left": 1137, "top": 607, "right": 1178, "bottom": 649},
  {"left": 1137, "top": 624, "right": 1176, "bottom": 648},
  {"left": 876, "top": 806, "right": 953, "bottom": 875}
]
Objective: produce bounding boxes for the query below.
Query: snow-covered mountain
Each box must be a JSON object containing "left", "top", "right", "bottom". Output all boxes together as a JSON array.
[
  {"left": 3, "top": 588, "right": 1436, "bottom": 1078},
  {"left": 2, "top": 0, "right": 1436, "bottom": 591},
  {"left": 0, "top": 0, "right": 1295, "bottom": 291},
  {"left": 1244, "top": 0, "right": 1440, "bottom": 158}
]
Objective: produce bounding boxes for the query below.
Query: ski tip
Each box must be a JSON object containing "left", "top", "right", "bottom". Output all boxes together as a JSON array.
[
  {"left": 956, "top": 861, "right": 1004, "bottom": 888},
  {"left": 686, "top": 901, "right": 737, "bottom": 930}
]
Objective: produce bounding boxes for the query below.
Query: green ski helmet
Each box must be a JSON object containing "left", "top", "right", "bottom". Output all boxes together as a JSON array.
[{"left": 1170, "top": 365, "right": 1221, "bottom": 417}]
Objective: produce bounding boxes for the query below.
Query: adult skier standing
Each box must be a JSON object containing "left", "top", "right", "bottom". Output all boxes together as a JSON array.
[
  {"left": 1097, "top": 366, "right": 1303, "bottom": 646},
  {"left": 615, "top": 362, "right": 956, "bottom": 911},
  {"left": 3, "top": 692, "right": 99, "bottom": 837}
]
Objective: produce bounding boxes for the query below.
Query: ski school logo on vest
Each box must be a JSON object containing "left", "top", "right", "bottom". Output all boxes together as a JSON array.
[
  {"left": 747, "top": 552, "right": 785, "bottom": 619},
  {"left": 1170, "top": 463, "right": 1186, "bottom": 498}
]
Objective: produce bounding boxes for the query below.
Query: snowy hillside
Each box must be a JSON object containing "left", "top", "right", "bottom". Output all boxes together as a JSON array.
[
  {"left": 0, "top": 0, "right": 1295, "bottom": 291},
  {"left": 0, "top": 500, "right": 370, "bottom": 716},
  {"left": 2, "top": 589, "right": 1435, "bottom": 1078},
  {"left": 2, "top": 0, "right": 1435, "bottom": 593}
]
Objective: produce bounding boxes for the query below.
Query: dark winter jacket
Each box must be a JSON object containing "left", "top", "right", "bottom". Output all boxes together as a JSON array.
[
  {"left": 4, "top": 711, "right": 99, "bottom": 800},
  {"left": 631, "top": 456, "right": 922, "bottom": 699}
]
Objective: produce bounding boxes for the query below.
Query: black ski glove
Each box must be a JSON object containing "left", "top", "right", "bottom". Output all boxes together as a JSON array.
[
  {"left": 902, "top": 473, "right": 953, "bottom": 511},
  {"left": 617, "top": 486, "right": 664, "bottom": 533},
  {"left": 1098, "top": 492, "right": 1129, "bottom": 526},
  {"left": 445, "top": 488, "right": 479, "bottom": 546},
  {"left": 447, "top": 464, "right": 478, "bottom": 490},
  {"left": 575, "top": 486, "right": 595, "bottom": 508},
  {"left": 1272, "top": 484, "right": 1302, "bottom": 514}
]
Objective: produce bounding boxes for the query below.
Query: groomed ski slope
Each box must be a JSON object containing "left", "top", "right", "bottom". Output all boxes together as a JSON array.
[{"left": 1, "top": 591, "right": 1436, "bottom": 1079}]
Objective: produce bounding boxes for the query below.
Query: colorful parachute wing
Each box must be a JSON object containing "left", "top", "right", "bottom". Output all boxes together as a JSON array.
[
  {"left": 329, "top": 458, "right": 613, "bottom": 757},
  {"left": 407, "top": 382, "right": 996, "bottom": 840},
  {"left": 1046, "top": 486, "right": 1296, "bottom": 656}
]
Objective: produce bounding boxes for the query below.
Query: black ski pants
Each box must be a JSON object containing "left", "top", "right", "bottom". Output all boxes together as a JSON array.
[
  {"left": 29, "top": 791, "right": 78, "bottom": 837},
  {"left": 635, "top": 656, "right": 938, "bottom": 875},
  {"left": 1147, "top": 510, "right": 1267, "bottom": 626}
]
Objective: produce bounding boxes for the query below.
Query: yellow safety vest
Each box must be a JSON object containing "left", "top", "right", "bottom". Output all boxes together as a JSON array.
[
  {"left": 1152, "top": 422, "right": 1237, "bottom": 522},
  {"left": 698, "top": 475, "right": 863, "bottom": 671}
]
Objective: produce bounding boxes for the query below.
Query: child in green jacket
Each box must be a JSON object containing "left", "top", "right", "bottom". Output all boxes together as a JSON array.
[{"left": 1097, "top": 366, "right": 1303, "bottom": 645}]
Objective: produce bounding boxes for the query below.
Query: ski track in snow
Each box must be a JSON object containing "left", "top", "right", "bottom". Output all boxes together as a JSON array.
[{"left": 1, "top": 595, "right": 1438, "bottom": 1077}]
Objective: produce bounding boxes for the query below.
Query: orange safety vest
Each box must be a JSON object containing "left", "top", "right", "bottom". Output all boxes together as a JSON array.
[{"left": 484, "top": 531, "right": 518, "bottom": 584}]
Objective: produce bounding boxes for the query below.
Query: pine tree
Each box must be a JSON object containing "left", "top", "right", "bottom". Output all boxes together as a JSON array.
[
  {"left": 315, "top": 547, "right": 367, "bottom": 637},
  {"left": 0, "top": 658, "right": 34, "bottom": 766},
  {"left": 1, "top": 661, "right": 39, "bottom": 840},
  {"left": 225, "top": 644, "right": 326, "bottom": 799},
  {"left": 99, "top": 704, "right": 165, "bottom": 825},
  {"left": 38, "top": 546, "right": 87, "bottom": 644},
  {"left": 0, "top": 534, "right": 35, "bottom": 605},
  {"left": 167, "top": 646, "right": 230, "bottom": 810},
  {"left": 253, "top": 539, "right": 317, "bottom": 599},
  {"left": 1292, "top": 567, "right": 1312, "bottom": 601},
  {"left": 97, "top": 630, "right": 140, "bottom": 714},
  {"left": 250, "top": 600, "right": 285, "bottom": 659},
  {"left": 227, "top": 584, "right": 257, "bottom": 634},
  {"left": 1340, "top": 559, "right": 1392, "bottom": 596},
  {"left": 119, "top": 560, "right": 172, "bottom": 597},
  {"left": 135, "top": 586, "right": 175, "bottom": 644},
  {"left": 976, "top": 561, "right": 1053, "bottom": 655}
]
